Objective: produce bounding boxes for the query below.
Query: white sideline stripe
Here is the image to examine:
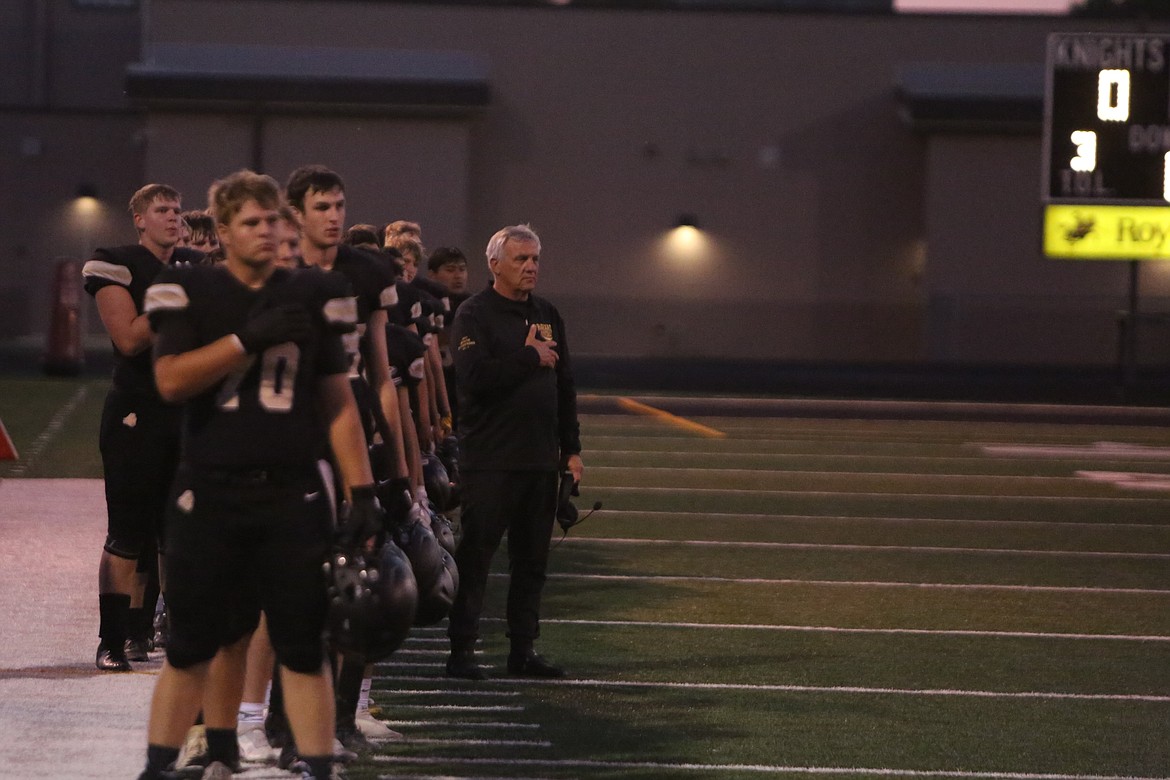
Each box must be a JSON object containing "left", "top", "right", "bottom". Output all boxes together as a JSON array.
[
  {"left": 596, "top": 485, "right": 1170, "bottom": 504},
  {"left": 485, "top": 619, "right": 1170, "bottom": 642},
  {"left": 377, "top": 661, "right": 442, "bottom": 668},
  {"left": 375, "top": 756, "right": 1170, "bottom": 780},
  {"left": 383, "top": 720, "right": 539, "bottom": 729},
  {"left": 553, "top": 536, "right": 1170, "bottom": 560},
  {"left": 489, "top": 676, "right": 1170, "bottom": 703},
  {"left": 7, "top": 384, "right": 88, "bottom": 477},
  {"left": 589, "top": 509, "right": 1170, "bottom": 531},
  {"left": 389, "top": 648, "right": 446, "bottom": 656},
  {"left": 539, "top": 572, "right": 1170, "bottom": 595}
]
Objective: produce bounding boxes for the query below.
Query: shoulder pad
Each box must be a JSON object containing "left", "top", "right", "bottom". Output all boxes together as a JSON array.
[
  {"left": 82, "top": 258, "right": 132, "bottom": 287},
  {"left": 143, "top": 272, "right": 191, "bottom": 315}
]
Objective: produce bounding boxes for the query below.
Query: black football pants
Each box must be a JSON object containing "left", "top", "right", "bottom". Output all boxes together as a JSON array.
[{"left": 447, "top": 469, "right": 558, "bottom": 649}]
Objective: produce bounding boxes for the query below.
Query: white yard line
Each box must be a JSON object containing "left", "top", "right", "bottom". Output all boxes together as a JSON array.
[
  {"left": 395, "top": 736, "right": 551, "bottom": 747},
  {"left": 6, "top": 384, "right": 88, "bottom": 477},
  {"left": 383, "top": 703, "right": 525, "bottom": 712},
  {"left": 374, "top": 756, "right": 1170, "bottom": 780},
  {"left": 382, "top": 720, "right": 539, "bottom": 729},
  {"left": 552, "top": 536, "right": 1170, "bottom": 560},
  {"left": 538, "top": 572, "right": 1170, "bottom": 595},
  {"left": 378, "top": 674, "right": 1170, "bottom": 703},
  {"left": 982, "top": 442, "right": 1170, "bottom": 459},
  {"left": 480, "top": 677, "right": 1170, "bottom": 703},
  {"left": 590, "top": 465, "right": 1111, "bottom": 485},
  {"left": 583, "top": 509, "right": 1170, "bottom": 531},
  {"left": 483, "top": 619, "right": 1170, "bottom": 642},
  {"left": 595, "top": 485, "right": 1170, "bottom": 503},
  {"left": 373, "top": 689, "right": 519, "bottom": 697}
]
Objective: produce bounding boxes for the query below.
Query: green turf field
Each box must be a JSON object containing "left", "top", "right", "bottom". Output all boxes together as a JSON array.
[
  {"left": 369, "top": 413, "right": 1170, "bottom": 779},
  {"left": 0, "top": 377, "right": 107, "bottom": 478},
  {"left": 2, "top": 378, "right": 1167, "bottom": 778}
]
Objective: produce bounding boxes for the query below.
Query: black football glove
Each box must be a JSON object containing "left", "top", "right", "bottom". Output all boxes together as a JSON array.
[
  {"left": 375, "top": 476, "right": 414, "bottom": 529},
  {"left": 338, "top": 485, "right": 385, "bottom": 551},
  {"left": 236, "top": 303, "right": 313, "bottom": 354}
]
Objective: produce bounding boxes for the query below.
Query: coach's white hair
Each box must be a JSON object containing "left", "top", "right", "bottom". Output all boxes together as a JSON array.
[{"left": 485, "top": 224, "right": 541, "bottom": 267}]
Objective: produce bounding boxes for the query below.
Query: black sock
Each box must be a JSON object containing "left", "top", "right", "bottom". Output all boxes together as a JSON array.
[
  {"left": 98, "top": 593, "right": 131, "bottom": 650},
  {"left": 142, "top": 743, "right": 179, "bottom": 777},
  {"left": 335, "top": 652, "right": 365, "bottom": 732},
  {"left": 128, "top": 606, "right": 149, "bottom": 641},
  {"left": 140, "top": 559, "right": 161, "bottom": 639},
  {"left": 265, "top": 665, "right": 290, "bottom": 747},
  {"left": 302, "top": 755, "right": 333, "bottom": 779},
  {"left": 205, "top": 727, "right": 239, "bottom": 767}
]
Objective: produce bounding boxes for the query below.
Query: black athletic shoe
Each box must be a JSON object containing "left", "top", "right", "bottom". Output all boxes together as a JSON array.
[
  {"left": 336, "top": 725, "right": 371, "bottom": 754},
  {"left": 125, "top": 637, "right": 152, "bottom": 662},
  {"left": 445, "top": 649, "right": 486, "bottom": 680},
  {"left": 153, "top": 606, "right": 169, "bottom": 649},
  {"left": 507, "top": 650, "right": 565, "bottom": 678},
  {"left": 277, "top": 742, "right": 299, "bottom": 771},
  {"left": 96, "top": 642, "right": 132, "bottom": 672}
]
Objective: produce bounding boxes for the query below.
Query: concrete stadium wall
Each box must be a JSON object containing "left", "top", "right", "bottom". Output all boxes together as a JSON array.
[{"left": 5, "top": 0, "right": 1170, "bottom": 371}]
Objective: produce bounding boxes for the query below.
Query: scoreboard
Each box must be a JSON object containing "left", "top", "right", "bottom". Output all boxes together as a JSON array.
[{"left": 1043, "top": 33, "right": 1170, "bottom": 259}]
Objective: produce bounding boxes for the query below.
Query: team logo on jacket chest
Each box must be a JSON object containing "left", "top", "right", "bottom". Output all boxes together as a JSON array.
[{"left": 534, "top": 323, "right": 553, "bottom": 341}]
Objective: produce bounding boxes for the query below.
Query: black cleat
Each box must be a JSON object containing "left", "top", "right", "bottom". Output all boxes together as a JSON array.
[
  {"left": 445, "top": 649, "right": 487, "bottom": 680},
  {"left": 96, "top": 642, "right": 132, "bottom": 672},
  {"left": 125, "top": 637, "right": 152, "bottom": 662},
  {"left": 153, "top": 606, "right": 169, "bottom": 649},
  {"left": 507, "top": 650, "right": 564, "bottom": 678},
  {"left": 336, "top": 725, "right": 371, "bottom": 754}
]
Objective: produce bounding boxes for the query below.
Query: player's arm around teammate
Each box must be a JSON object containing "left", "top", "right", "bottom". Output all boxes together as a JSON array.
[{"left": 136, "top": 170, "right": 378, "bottom": 780}]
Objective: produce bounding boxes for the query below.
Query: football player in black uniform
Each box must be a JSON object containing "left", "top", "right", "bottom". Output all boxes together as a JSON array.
[
  {"left": 445, "top": 224, "right": 583, "bottom": 681},
  {"left": 427, "top": 246, "right": 470, "bottom": 429},
  {"left": 83, "top": 183, "right": 203, "bottom": 672},
  {"left": 286, "top": 165, "right": 409, "bottom": 748},
  {"left": 136, "top": 169, "right": 378, "bottom": 780}
]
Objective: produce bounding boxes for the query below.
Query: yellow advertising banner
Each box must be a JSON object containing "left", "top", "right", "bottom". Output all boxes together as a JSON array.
[{"left": 1044, "top": 205, "right": 1170, "bottom": 259}]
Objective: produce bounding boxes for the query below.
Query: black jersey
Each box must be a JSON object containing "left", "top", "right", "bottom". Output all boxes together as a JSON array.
[
  {"left": 387, "top": 280, "right": 425, "bottom": 330},
  {"left": 329, "top": 245, "right": 398, "bottom": 380},
  {"left": 144, "top": 264, "right": 352, "bottom": 469},
  {"left": 411, "top": 276, "right": 452, "bottom": 324},
  {"left": 82, "top": 245, "right": 201, "bottom": 395},
  {"left": 450, "top": 286, "right": 580, "bottom": 471},
  {"left": 385, "top": 323, "right": 427, "bottom": 389}
]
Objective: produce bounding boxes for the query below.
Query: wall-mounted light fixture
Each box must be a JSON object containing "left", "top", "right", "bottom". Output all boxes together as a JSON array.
[{"left": 663, "top": 212, "right": 708, "bottom": 266}]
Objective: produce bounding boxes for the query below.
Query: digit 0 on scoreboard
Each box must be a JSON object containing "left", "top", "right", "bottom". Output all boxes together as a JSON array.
[{"left": 1043, "top": 33, "right": 1170, "bottom": 259}]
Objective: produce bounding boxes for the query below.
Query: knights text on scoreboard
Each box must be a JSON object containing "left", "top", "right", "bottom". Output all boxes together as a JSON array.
[{"left": 1043, "top": 33, "right": 1170, "bottom": 259}]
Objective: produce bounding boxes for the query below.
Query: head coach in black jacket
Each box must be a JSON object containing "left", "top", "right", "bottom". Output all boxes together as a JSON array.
[{"left": 445, "top": 223, "right": 583, "bottom": 681}]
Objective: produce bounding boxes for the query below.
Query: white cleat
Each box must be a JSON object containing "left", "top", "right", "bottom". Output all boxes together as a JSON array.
[
  {"left": 236, "top": 722, "right": 277, "bottom": 763},
  {"left": 355, "top": 709, "right": 403, "bottom": 740},
  {"left": 174, "top": 724, "right": 208, "bottom": 770}
]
